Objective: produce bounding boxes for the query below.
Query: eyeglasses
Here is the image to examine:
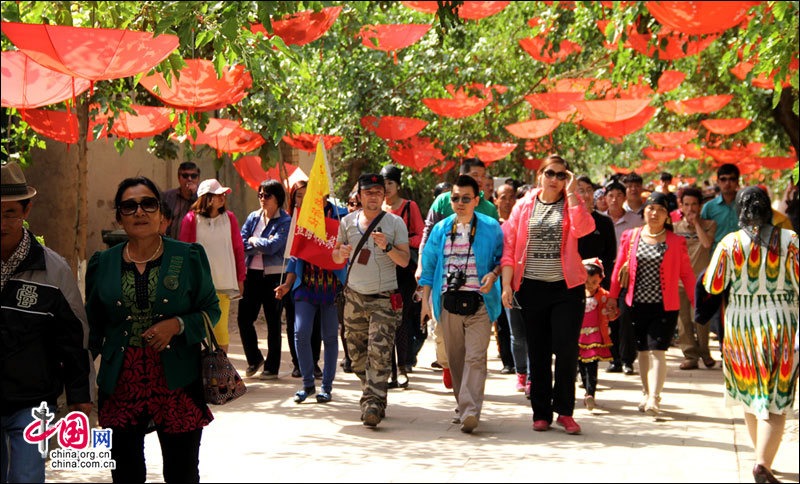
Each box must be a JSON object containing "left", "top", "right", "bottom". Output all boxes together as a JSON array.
[
  {"left": 179, "top": 172, "right": 199, "bottom": 180},
  {"left": 544, "top": 169, "right": 568, "bottom": 181},
  {"left": 718, "top": 176, "right": 737, "bottom": 183},
  {"left": 118, "top": 197, "right": 160, "bottom": 216},
  {"left": 258, "top": 192, "right": 274, "bottom": 200},
  {"left": 347, "top": 201, "right": 360, "bottom": 207},
  {"left": 451, "top": 196, "right": 474, "bottom": 204}
]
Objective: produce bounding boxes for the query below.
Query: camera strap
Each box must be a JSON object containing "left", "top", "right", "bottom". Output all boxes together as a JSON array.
[{"left": 446, "top": 213, "right": 477, "bottom": 274}]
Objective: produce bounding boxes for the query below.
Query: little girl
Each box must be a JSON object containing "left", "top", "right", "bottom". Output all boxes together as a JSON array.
[{"left": 579, "top": 258, "right": 619, "bottom": 411}]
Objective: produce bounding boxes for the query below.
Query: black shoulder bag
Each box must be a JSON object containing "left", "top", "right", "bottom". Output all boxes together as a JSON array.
[{"left": 441, "top": 214, "right": 483, "bottom": 316}]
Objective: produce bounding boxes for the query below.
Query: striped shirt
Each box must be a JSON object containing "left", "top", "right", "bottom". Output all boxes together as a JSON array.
[
  {"left": 441, "top": 222, "right": 481, "bottom": 293},
  {"left": 524, "top": 197, "right": 565, "bottom": 282}
]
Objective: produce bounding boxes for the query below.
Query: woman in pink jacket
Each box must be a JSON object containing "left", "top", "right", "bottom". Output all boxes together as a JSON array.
[
  {"left": 179, "top": 179, "right": 246, "bottom": 353},
  {"left": 501, "top": 155, "right": 595, "bottom": 435},
  {"left": 608, "top": 192, "right": 695, "bottom": 417}
]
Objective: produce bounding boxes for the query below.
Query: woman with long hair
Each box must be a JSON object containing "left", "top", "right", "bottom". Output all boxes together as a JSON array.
[{"left": 500, "top": 155, "right": 595, "bottom": 435}]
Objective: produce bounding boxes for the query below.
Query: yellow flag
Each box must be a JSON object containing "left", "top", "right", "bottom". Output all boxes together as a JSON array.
[{"left": 296, "top": 141, "right": 332, "bottom": 241}]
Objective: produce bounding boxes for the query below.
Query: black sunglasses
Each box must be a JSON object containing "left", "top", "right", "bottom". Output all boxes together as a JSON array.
[
  {"left": 451, "top": 196, "right": 474, "bottom": 204},
  {"left": 258, "top": 192, "right": 274, "bottom": 199},
  {"left": 179, "top": 172, "right": 199, "bottom": 180},
  {"left": 119, "top": 197, "right": 160, "bottom": 216},
  {"left": 544, "top": 169, "right": 568, "bottom": 181}
]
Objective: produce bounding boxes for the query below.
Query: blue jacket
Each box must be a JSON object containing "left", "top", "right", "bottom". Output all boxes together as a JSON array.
[
  {"left": 420, "top": 212, "right": 504, "bottom": 322},
  {"left": 324, "top": 201, "right": 348, "bottom": 220},
  {"left": 241, "top": 209, "right": 292, "bottom": 269}
]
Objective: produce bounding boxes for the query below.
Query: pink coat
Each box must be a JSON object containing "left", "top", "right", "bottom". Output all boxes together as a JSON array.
[
  {"left": 609, "top": 228, "right": 695, "bottom": 311},
  {"left": 179, "top": 210, "right": 246, "bottom": 282},
  {"left": 501, "top": 188, "right": 596, "bottom": 290}
]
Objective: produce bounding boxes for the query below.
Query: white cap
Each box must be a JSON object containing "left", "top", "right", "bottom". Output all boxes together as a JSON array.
[{"left": 197, "top": 179, "right": 232, "bottom": 197}]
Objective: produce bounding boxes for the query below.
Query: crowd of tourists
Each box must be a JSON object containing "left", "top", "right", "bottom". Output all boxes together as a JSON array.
[{"left": 1, "top": 155, "right": 797, "bottom": 483}]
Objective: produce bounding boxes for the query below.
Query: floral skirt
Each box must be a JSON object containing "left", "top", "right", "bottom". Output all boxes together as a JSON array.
[{"left": 98, "top": 346, "right": 213, "bottom": 433}]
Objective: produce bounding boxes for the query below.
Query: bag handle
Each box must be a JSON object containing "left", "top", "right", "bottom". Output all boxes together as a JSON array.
[
  {"left": 200, "top": 311, "right": 220, "bottom": 352},
  {"left": 343, "top": 211, "right": 386, "bottom": 288}
]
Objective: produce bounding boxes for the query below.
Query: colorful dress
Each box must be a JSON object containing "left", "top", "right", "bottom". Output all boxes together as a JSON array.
[
  {"left": 578, "top": 287, "right": 613, "bottom": 362},
  {"left": 704, "top": 228, "right": 799, "bottom": 419}
]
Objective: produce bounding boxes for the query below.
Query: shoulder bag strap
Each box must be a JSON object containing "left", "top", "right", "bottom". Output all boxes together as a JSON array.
[{"left": 343, "top": 211, "right": 387, "bottom": 288}]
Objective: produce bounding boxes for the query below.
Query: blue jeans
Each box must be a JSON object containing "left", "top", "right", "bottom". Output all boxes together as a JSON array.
[
  {"left": 508, "top": 307, "right": 529, "bottom": 375},
  {"left": 1, "top": 405, "right": 53, "bottom": 483},
  {"left": 294, "top": 300, "right": 339, "bottom": 392}
]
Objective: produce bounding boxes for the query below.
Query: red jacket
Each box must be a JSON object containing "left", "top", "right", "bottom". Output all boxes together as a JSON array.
[
  {"left": 609, "top": 227, "right": 695, "bottom": 311},
  {"left": 501, "top": 188, "right": 595, "bottom": 290},
  {"left": 179, "top": 210, "right": 246, "bottom": 282}
]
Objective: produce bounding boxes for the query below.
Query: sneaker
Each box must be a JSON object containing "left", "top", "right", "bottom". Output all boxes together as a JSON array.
[
  {"left": 645, "top": 395, "right": 661, "bottom": 416},
  {"left": 362, "top": 408, "right": 381, "bottom": 427},
  {"left": 316, "top": 391, "right": 332, "bottom": 403},
  {"left": 259, "top": 370, "right": 278, "bottom": 380},
  {"left": 443, "top": 368, "right": 453, "bottom": 389},
  {"left": 245, "top": 361, "right": 264, "bottom": 378},
  {"left": 515, "top": 373, "right": 526, "bottom": 392},
  {"left": 638, "top": 393, "right": 649, "bottom": 413},
  {"left": 500, "top": 366, "right": 515, "bottom": 375},
  {"left": 533, "top": 420, "right": 551, "bottom": 431},
  {"left": 584, "top": 395, "right": 595, "bottom": 412},
  {"left": 460, "top": 415, "right": 478, "bottom": 433},
  {"left": 555, "top": 415, "right": 581, "bottom": 435},
  {"left": 291, "top": 366, "right": 302, "bottom": 378},
  {"left": 606, "top": 363, "right": 622, "bottom": 373},
  {"left": 314, "top": 366, "right": 323, "bottom": 378},
  {"left": 623, "top": 364, "right": 635, "bottom": 375},
  {"left": 293, "top": 386, "right": 315, "bottom": 403}
]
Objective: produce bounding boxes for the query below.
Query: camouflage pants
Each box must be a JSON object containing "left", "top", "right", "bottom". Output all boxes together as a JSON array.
[{"left": 343, "top": 288, "right": 401, "bottom": 413}]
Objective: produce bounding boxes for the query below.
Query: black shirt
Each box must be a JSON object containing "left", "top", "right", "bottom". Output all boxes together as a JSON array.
[{"left": 578, "top": 211, "right": 617, "bottom": 290}]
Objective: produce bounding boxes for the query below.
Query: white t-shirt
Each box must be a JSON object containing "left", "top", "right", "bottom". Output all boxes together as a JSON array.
[{"left": 196, "top": 213, "right": 239, "bottom": 292}]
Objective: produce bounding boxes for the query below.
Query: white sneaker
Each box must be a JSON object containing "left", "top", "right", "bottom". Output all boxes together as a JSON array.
[
  {"left": 645, "top": 395, "right": 661, "bottom": 416},
  {"left": 584, "top": 395, "right": 595, "bottom": 412},
  {"left": 638, "top": 393, "right": 649, "bottom": 413}
]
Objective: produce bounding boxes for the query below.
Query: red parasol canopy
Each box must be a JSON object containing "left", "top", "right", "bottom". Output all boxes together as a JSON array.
[
  {"left": 572, "top": 98, "right": 651, "bottom": 122},
  {"left": 634, "top": 158, "right": 662, "bottom": 174},
  {"left": 282, "top": 133, "right": 343, "bottom": 153},
  {"left": 467, "top": 141, "right": 518, "bottom": 164},
  {"left": 656, "top": 70, "right": 686, "bottom": 94},
  {"left": 645, "top": 1, "right": 761, "bottom": 36},
  {"left": 401, "top": 1, "right": 510, "bottom": 19},
  {"left": 1, "top": 51, "right": 91, "bottom": 109},
  {"left": 20, "top": 107, "right": 107, "bottom": 144},
  {"left": 210, "top": 125, "right": 265, "bottom": 154},
  {"left": 704, "top": 144, "right": 763, "bottom": 164},
  {"left": 642, "top": 147, "right": 683, "bottom": 161},
  {"left": 361, "top": 116, "right": 428, "bottom": 141},
  {"left": 519, "top": 36, "right": 582, "bottom": 64},
  {"left": 753, "top": 156, "right": 797, "bottom": 171},
  {"left": 609, "top": 165, "right": 633, "bottom": 174},
  {"left": 626, "top": 26, "right": 718, "bottom": 60},
  {"left": 646, "top": 130, "right": 698, "bottom": 147},
  {"left": 701, "top": 118, "right": 751, "bottom": 135},
  {"left": 665, "top": 95, "right": 733, "bottom": 115},
  {"left": 388, "top": 136, "right": 444, "bottom": 172},
  {"left": 359, "top": 24, "right": 431, "bottom": 53},
  {"left": 110, "top": 105, "right": 176, "bottom": 139},
  {"left": 432, "top": 160, "right": 455, "bottom": 176},
  {"left": 1, "top": 22, "right": 178, "bottom": 82},
  {"left": 139, "top": 59, "right": 252, "bottom": 112},
  {"left": 250, "top": 6, "right": 342, "bottom": 46},
  {"left": 523, "top": 158, "right": 543, "bottom": 171},
  {"left": 730, "top": 57, "right": 798, "bottom": 90},
  {"left": 581, "top": 106, "right": 656, "bottom": 138},
  {"left": 233, "top": 156, "right": 308, "bottom": 192},
  {"left": 680, "top": 143, "right": 705, "bottom": 159},
  {"left": 546, "top": 78, "right": 613, "bottom": 95},
  {"left": 423, "top": 86, "right": 492, "bottom": 119},
  {"left": 504, "top": 118, "right": 560, "bottom": 139},
  {"left": 525, "top": 91, "right": 585, "bottom": 122}
]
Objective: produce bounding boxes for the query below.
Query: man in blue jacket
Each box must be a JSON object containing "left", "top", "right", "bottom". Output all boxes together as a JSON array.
[{"left": 419, "top": 175, "right": 504, "bottom": 434}]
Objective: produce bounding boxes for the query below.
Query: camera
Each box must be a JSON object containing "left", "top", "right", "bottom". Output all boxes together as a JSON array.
[{"left": 446, "top": 269, "right": 467, "bottom": 291}]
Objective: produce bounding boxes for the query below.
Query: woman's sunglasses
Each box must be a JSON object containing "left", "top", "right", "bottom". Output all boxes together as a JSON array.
[
  {"left": 543, "top": 169, "right": 568, "bottom": 181},
  {"left": 118, "top": 197, "right": 160, "bottom": 216},
  {"left": 258, "top": 192, "right": 274, "bottom": 200}
]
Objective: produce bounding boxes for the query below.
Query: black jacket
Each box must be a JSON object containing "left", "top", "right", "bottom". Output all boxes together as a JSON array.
[
  {"left": 578, "top": 211, "right": 618, "bottom": 290},
  {"left": 1, "top": 231, "right": 93, "bottom": 416}
]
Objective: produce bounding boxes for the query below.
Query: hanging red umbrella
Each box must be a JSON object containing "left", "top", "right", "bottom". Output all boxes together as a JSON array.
[
  {"left": 282, "top": 133, "right": 343, "bottom": 153},
  {"left": 643, "top": 147, "right": 683, "bottom": 161},
  {"left": 359, "top": 24, "right": 432, "bottom": 63},
  {"left": 172, "top": 118, "right": 240, "bottom": 146},
  {"left": 210, "top": 125, "right": 265, "bottom": 154},
  {"left": 1, "top": 51, "right": 91, "bottom": 109},
  {"left": 634, "top": 158, "right": 663, "bottom": 174},
  {"left": 388, "top": 136, "right": 444, "bottom": 172},
  {"left": 703, "top": 147, "right": 759, "bottom": 164},
  {"left": 680, "top": 143, "right": 705, "bottom": 159},
  {"left": 523, "top": 158, "right": 543, "bottom": 171},
  {"left": 505, "top": 118, "right": 560, "bottom": 139},
  {"left": 467, "top": 142, "right": 518, "bottom": 164},
  {"left": 519, "top": 36, "right": 582, "bottom": 64},
  {"left": 546, "top": 78, "right": 613, "bottom": 95},
  {"left": 646, "top": 130, "right": 698, "bottom": 147},
  {"left": 1, "top": 22, "right": 178, "bottom": 85},
  {"left": 20, "top": 107, "right": 107, "bottom": 144},
  {"left": 656, "top": 70, "right": 686, "bottom": 94},
  {"left": 581, "top": 106, "right": 657, "bottom": 138},
  {"left": 645, "top": 1, "right": 761, "bottom": 36},
  {"left": 753, "top": 156, "right": 797, "bottom": 171},
  {"left": 250, "top": 6, "right": 342, "bottom": 46},
  {"left": 139, "top": 59, "right": 252, "bottom": 112},
  {"left": 233, "top": 156, "right": 308, "bottom": 191},
  {"left": 109, "top": 105, "right": 176, "bottom": 139},
  {"left": 432, "top": 160, "right": 455, "bottom": 176},
  {"left": 730, "top": 58, "right": 798, "bottom": 90},
  {"left": 402, "top": 1, "right": 510, "bottom": 19},
  {"left": 609, "top": 165, "right": 633, "bottom": 174},
  {"left": 626, "top": 25, "right": 718, "bottom": 60},
  {"left": 361, "top": 116, "right": 428, "bottom": 140},
  {"left": 423, "top": 87, "right": 492, "bottom": 119},
  {"left": 665, "top": 95, "right": 733, "bottom": 115},
  {"left": 525, "top": 91, "right": 585, "bottom": 123},
  {"left": 701, "top": 118, "right": 751, "bottom": 135},
  {"left": 603, "top": 79, "right": 654, "bottom": 100},
  {"left": 572, "top": 98, "right": 651, "bottom": 123}
]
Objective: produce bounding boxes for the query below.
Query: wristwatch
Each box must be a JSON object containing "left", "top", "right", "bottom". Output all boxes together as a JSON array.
[{"left": 383, "top": 242, "right": 393, "bottom": 253}]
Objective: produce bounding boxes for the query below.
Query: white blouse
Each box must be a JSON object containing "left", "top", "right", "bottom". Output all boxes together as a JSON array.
[{"left": 196, "top": 213, "right": 239, "bottom": 292}]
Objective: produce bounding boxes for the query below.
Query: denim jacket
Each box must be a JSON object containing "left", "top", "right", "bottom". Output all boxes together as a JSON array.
[{"left": 241, "top": 209, "right": 292, "bottom": 270}]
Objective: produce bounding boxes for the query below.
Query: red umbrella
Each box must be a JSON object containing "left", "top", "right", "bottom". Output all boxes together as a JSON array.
[
  {"left": 139, "top": 59, "right": 252, "bottom": 112},
  {"left": 1, "top": 51, "right": 91, "bottom": 109},
  {"left": 572, "top": 99, "right": 651, "bottom": 123},
  {"left": 423, "top": 87, "right": 492, "bottom": 119},
  {"left": 656, "top": 70, "right": 686, "bottom": 94},
  {"left": 210, "top": 126, "right": 265, "bottom": 154},
  {"left": 704, "top": 146, "right": 761, "bottom": 164},
  {"left": 20, "top": 107, "right": 107, "bottom": 144},
  {"left": 467, "top": 142, "right": 518, "bottom": 164},
  {"left": 525, "top": 92, "right": 585, "bottom": 123},
  {"left": 645, "top": 1, "right": 761, "bottom": 36},
  {"left": 626, "top": 26, "right": 718, "bottom": 60},
  {"left": 250, "top": 6, "right": 342, "bottom": 46},
  {"left": 634, "top": 158, "right": 663, "bottom": 174},
  {"left": 519, "top": 37, "right": 582, "bottom": 64},
  {"left": 609, "top": 165, "right": 633, "bottom": 174},
  {"left": 753, "top": 156, "right": 797, "bottom": 171},
  {"left": 282, "top": 133, "right": 343, "bottom": 153},
  {"left": 402, "top": 1, "right": 510, "bottom": 20},
  {"left": 359, "top": 24, "right": 431, "bottom": 63},
  {"left": 545, "top": 78, "right": 613, "bottom": 95},
  {"left": 505, "top": 118, "right": 560, "bottom": 139},
  {"left": 581, "top": 106, "right": 657, "bottom": 138},
  {"left": 233, "top": 156, "right": 308, "bottom": 191},
  {"left": 730, "top": 57, "right": 798, "bottom": 90},
  {"left": 603, "top": 79, "right": 654, "bottom": 100},
  {"left": 680, "top": 143, "right": 705, "bottom": 159},
  {"left": 665, "top": 95, "right": 733, "bottom": 115},
  {"left": 388, "top": 136, "right": 444, "bottom": 172},
  {"left": 173, "top": 118, "right": 239, "bottom": 146},
  {"left": 646, "top": 130, "right": 698, "bottom": 147},
  {"left": 523, "top": 158, "right": 543, "bottom": 171},
  {"left": 432, "top": 160, "right": 455, "bottom": 176},
  {"left": 1, "top": 22, "right": 178, "bottom": 84},
  {"left": 361, "top": 116, "right": 428, "bottom": 141},
  {"left": 642, "top": 147, "right": 683, "bottom": 161},
  {"left": 110, "top": 105, "right": 176, "bottom": 139},
  {"left": 701, "top": 118, "right": 751, "bottom": 135}
]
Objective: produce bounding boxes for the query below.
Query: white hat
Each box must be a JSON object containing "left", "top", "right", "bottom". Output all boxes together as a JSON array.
[{"left": 197, "top": 179, "right": 232, "bottom": 197}]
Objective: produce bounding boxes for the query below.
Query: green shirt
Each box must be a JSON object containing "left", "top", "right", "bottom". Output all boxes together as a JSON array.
[
  {"left": 419, "top": 190, "right": 499, "bottom": 251},
  {"left": 700, "top": 194, "right": 738, "bottom": 249}
]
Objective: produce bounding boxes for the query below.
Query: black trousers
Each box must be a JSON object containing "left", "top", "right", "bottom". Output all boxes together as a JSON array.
[
  {"left": 285, "top": 295, "right": 322, "bottom": 369},
  {"left": 391, "top": 263, "right": 417, "bottom": 379},
  {"left": 609, "top": 295, "right": 638, "bottom": 366},
  {"left": 496, "top": 306, "right": 515, "bottom": 370},
  {"left": 578, "top": 361, "right": 598, "bottom": 397},
  {"left": 518, "top": 278, "right": 584, "bottom": 422},
  {"left": 237, "top": 270, "right": 282, "bottom": 372},
  {"left": 110, "top": 427, "right": 202, "bottom": 483}
]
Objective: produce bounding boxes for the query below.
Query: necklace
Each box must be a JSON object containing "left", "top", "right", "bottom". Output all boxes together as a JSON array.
[
  {"left": 126, "top": 236, "right": 163, "bottom": 264},
  {"left": 644, "top": 227, "right": 666, "bottom": 238}
]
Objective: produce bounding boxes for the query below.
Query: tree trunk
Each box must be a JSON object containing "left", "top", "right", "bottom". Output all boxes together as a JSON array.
[
  {"left": 773, "top": 88, "right": 799, "bottom": 159},
  {"left": 73, "top": 96, "right": 89, "bottom": 278}
]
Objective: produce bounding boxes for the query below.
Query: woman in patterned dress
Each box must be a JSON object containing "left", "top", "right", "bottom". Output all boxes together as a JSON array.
[
  {"left": 608, "top": 193, "right": 696, "bottom": 416},
  {"left": 703, "top": 187, "right": 798, "bottom": 483}
]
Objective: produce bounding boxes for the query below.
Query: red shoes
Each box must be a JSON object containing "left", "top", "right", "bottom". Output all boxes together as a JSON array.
[
  {"left": 556, "top": 415, "right": 581, "bottom": 435},
  {"left": 443, "top": 368, "right": 452, "bottom": 389},
  {"left": 515, "top": 373, "right": 526, "bottom": 392},
  {"left": 533, "top": 420, "right": 550, "bottom": 431}
]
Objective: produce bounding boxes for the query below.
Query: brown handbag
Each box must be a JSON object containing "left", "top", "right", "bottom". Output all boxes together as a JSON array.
[
  {"left": 617, "top": 227, "right": 641, "bottom": 289},
  {"left": 200, "top": 312, "right": 247, "bottom": 405}
]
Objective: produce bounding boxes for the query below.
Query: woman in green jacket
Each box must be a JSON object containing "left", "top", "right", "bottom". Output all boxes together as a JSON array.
[{"left": 86, "top": 176, "right": 220, "bottom": 484}]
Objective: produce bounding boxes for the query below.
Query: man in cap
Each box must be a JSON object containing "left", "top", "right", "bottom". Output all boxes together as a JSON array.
[
  {"left": 1, "top": 162, "right": 94, "bottom": 483},
  {"left": 333, "top": 173, "right": 410, "bottom": 427}
]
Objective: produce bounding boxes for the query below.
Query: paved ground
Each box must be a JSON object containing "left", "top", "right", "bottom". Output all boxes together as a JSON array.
[{"left": 49, "top": 305, "right": 798, "bottom": 483}]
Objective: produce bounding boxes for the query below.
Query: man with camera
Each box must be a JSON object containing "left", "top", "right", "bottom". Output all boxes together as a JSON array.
[
  {"left": 419, "top": 175, "right": 504, "bottom": 434},
  {"left": 333, "top": 173, "right": 410, "bottom": 428}
]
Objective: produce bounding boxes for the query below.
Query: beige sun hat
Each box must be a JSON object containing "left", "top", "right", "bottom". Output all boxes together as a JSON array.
[
  {"left": 1, "top": 162, "right": 37, "bottom": 202},
  {"left": 197, "top": 179, "right": 232, "bottom": 197}
]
